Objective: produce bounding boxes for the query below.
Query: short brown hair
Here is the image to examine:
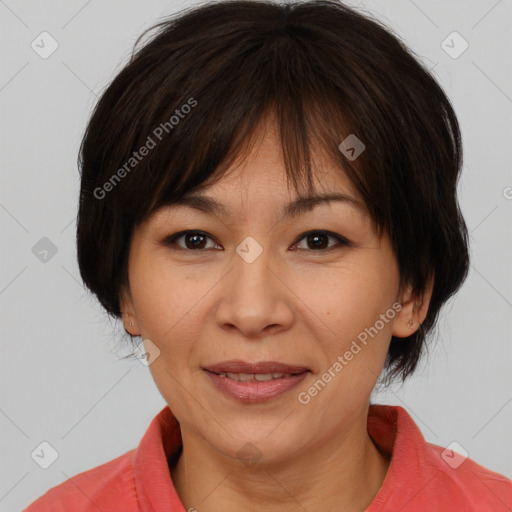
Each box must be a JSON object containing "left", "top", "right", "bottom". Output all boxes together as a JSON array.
[{"left": 76, "top": 0, "right": 470, "bottom": 383}]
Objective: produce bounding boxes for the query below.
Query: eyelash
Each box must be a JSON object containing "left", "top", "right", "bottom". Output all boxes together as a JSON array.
[{"left": 161, "top": 230, "right": 353, "bottom": 253}]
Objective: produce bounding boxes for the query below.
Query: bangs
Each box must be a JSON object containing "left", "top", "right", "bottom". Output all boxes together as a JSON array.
[{"left": 110, "top": 26, "right": 395, "bottom": 239}]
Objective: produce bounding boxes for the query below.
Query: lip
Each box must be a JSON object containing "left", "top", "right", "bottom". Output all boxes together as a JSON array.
[{"left": 202, "top": 360, "right": 310, "bottom": 403}]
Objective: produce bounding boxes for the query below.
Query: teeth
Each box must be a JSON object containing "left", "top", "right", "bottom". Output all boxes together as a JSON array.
[
  {"left": 255, "top": 373, "right": 273, "bottom": 381},
  {"left": 218, "top": 372, "right": 291, "bottom": 381}
]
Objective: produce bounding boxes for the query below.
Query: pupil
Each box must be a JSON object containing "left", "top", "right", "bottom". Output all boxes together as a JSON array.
[
  {"left": 187, "top": 234, "right": 206, "bottom": 249},
  {"left": 308, "top": 233, "right": 327, "bottom": 249}
]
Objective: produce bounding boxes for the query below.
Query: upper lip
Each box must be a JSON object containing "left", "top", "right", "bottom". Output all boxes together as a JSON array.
[{"left": 203, "top": 360, "right": 310, "bottom": 375}]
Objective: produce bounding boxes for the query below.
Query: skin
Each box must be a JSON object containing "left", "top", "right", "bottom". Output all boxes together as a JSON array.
[{"left": 120, "top": 115, "right": 432, "bottom": 512}]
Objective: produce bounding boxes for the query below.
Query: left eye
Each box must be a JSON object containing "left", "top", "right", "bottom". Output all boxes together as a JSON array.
[{"left": 292, "top": 230, "right": 351, "bottom": 251}]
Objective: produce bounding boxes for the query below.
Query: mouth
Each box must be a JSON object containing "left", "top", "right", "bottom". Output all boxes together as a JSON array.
[
  {"left": 210, "top": 372, "right": 300, "bottom": 381},
  {"left": 202, "top": 360, "right": 311, "bottom": 402}
]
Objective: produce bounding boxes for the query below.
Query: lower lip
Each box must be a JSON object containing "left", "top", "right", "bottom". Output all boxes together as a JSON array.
[{"left": 204, "top": 370, "right": 309, "bottom": 403}]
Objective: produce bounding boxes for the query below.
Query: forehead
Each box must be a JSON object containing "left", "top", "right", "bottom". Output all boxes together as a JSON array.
[
  {"left": 190, "top": 117, "right": 360, "bottom": 204},
  {"left": 144, "top": 114, "right": 370, "bottom": 229}
]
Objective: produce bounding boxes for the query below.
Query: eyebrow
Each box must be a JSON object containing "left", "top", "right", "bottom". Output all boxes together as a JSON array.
[{"left": 167, "top": 191, "right": 365, "bottom": 219}]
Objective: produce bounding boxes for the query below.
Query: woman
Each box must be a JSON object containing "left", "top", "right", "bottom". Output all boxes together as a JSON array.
[{"left": 24, "top": 0, "right": 512, "bottom": 510}]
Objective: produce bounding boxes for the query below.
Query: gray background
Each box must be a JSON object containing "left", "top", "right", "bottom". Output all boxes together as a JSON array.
[{"left": 1, "top": 0, "right": 511, "bottom": 510}]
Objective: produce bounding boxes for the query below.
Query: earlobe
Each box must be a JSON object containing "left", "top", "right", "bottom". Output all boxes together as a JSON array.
[
  {"left": 122, "top": 314, "right": 139, "bottom": 336},
  {"left": 120, "top": 286, "right": 140, "bottom": 336},
  {"left": 391, "top": 294, "right": 417, "bottom": 338},
  {"left": 391, "top": 277, "right": 434, "bottom": 338}
]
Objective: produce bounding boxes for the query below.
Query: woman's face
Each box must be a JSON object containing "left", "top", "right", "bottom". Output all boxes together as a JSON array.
[{"left": 121, "top": 120, "right": 418, "bottom": 465}]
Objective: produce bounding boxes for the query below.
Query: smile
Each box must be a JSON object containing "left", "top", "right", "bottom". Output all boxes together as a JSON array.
[{"left": 202, "top": 361, "right": 310, "bottom": 402}]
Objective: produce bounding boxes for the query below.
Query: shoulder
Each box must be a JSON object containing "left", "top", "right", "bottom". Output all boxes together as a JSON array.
[
  {"left": 367, "top": 405, "right": 512, "bottom": 511},
  {"left": 23, "top": 449, "right": 136, "bottom": 512},
  {"left": 419, "top": 441, "right": 512, "bottom": 509}
]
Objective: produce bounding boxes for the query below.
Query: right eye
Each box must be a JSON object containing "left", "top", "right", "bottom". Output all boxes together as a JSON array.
[{"left": 161, "top": 230, "right": 223, "bottom": 251}]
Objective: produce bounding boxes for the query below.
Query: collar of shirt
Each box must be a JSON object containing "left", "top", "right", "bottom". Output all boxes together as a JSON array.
[{"left": 132, "top": 404, "right": 425, "bottom": 511}]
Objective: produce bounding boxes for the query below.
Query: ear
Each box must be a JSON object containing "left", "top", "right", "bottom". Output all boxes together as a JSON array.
[
  {"left": 119, "top": 284, "right": 140, "bottom": 336},
  {"left": 392, "top": 276, "right": 434, "bottom": 338}
]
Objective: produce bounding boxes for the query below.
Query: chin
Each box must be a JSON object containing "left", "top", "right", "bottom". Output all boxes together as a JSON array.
[{"left": 204, "top": 417, "right": 307, "bottom": 464}]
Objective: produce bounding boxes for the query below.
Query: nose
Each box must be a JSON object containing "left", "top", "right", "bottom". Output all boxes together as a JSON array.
[{"left": 214, "top": 242, "right": 295, "bottom": 339}]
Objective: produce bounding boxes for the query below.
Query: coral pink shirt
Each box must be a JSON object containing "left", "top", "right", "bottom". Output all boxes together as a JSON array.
[{"left": 23, "top": 404, "right": 512, "bottom": 511}]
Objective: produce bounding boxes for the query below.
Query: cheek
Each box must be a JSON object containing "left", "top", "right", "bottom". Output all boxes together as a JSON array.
[
  {"left": 294, "top": 253, "right": 398, "bottom": 359},
  {"left": 129, "top": 258, "right": 217, "bottom": 346}
]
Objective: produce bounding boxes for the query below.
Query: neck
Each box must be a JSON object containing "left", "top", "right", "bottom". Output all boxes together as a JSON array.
[{"left": 170, "top": 405, "right": 390, "bottom": 512}]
